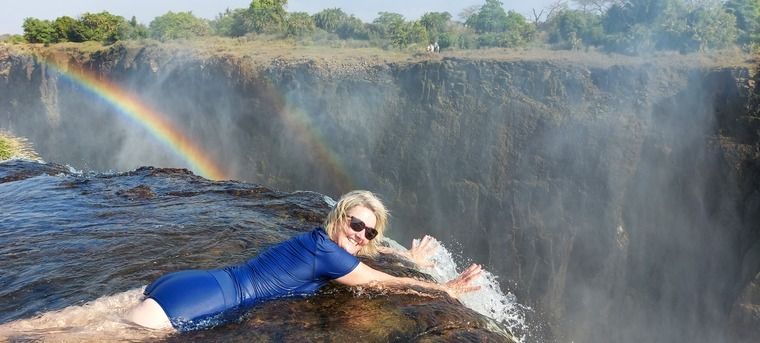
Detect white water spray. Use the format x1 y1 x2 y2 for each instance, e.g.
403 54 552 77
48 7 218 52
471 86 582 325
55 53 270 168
0 288 170 342
385 236 530 342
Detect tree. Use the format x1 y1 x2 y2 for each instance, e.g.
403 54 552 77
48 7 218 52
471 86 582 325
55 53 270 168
24 12 144 44
459 5 481 22
391 21 429 48
52 16 80 42
212 0 287 36
573 0 619 14
211 8 249 37
602 0 684 53
681 2 738 51
124 16 149 40
603 0 682 32
246 0 288 34
420 11 452 43
313 8 350 33
371 12 405 37
75 11 130 43
505 10 536 41
149 11 211 41
476 10 535 47
546 9 604 47
602 0 739 54
724 0 760 46
407 21 429 45
336 15 368 39
465 0 510 33
286 12 315 37
22 18 56 43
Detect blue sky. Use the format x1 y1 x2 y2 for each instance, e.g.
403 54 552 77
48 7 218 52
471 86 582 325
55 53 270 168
0 0 554 35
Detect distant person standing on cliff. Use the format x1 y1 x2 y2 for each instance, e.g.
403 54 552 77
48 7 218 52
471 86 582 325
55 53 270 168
127 190 482 331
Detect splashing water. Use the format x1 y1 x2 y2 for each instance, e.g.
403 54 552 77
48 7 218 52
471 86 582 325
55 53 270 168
0 288 171 342
324 194 529 341
385 236 531 342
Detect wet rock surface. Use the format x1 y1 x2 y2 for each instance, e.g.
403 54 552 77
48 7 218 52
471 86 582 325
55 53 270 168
0 160 516 342
168 282 512 342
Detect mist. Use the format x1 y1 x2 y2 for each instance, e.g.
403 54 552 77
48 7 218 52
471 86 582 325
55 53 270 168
1 42 759 343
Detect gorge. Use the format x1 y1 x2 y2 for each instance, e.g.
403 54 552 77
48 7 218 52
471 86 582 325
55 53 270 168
1 42 759 342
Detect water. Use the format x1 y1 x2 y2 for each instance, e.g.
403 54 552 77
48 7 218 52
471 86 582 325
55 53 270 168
0 159 527 342
410 238 531 341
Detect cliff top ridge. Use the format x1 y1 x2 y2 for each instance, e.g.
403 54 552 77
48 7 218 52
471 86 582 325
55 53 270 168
2 38 757 73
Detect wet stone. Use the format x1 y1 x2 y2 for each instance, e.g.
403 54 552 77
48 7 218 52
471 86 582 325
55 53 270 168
0 159 73 183
0 160 517 342
116 184 155 200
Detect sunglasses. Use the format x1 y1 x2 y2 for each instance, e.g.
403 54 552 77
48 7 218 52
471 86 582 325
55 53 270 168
349 216 379 240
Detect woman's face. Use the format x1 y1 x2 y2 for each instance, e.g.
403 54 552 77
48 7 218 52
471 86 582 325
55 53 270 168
336 205 377 255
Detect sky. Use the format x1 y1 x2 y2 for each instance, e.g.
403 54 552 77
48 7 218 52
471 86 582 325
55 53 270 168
0 0 556 35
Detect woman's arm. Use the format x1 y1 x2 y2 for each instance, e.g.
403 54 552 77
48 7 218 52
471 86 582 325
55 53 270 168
335 261 482 298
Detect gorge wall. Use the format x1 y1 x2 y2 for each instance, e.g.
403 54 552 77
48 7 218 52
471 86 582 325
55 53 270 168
1 44 759 343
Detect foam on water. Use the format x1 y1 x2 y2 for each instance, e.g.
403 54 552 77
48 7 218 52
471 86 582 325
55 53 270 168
0 288 171 342
386 236 530 342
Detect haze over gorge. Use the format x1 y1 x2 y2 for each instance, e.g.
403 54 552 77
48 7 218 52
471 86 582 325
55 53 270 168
1 42 759 343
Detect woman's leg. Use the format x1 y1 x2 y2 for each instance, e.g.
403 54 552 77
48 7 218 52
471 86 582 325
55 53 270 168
128 269 238 331
125 298 173 330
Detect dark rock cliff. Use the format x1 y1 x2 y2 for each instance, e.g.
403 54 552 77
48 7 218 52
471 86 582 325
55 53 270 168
1 44 758 342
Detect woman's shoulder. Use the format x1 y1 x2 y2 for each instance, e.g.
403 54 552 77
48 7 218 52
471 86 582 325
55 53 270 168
309 227 346 254
290 227 329 250
309 227 330 245
300 227 326 239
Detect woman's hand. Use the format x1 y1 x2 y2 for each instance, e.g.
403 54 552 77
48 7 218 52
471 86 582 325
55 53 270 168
408 235 440 268
336 262 484 300
444 264 482 298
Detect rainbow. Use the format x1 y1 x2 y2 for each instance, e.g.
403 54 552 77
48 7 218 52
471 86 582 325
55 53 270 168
43 58 228 180
278 103 355 191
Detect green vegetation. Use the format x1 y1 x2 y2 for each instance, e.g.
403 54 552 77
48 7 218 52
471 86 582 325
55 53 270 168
0 34 26 44
285 12 315 37
0 132 39 161
545 10 604 49
22 12 146 44
465 0 535 47
149 12 211 41
15 0 760 54
211 0 288 36
725 0 760 48
599 0 739 53
0 137 12 160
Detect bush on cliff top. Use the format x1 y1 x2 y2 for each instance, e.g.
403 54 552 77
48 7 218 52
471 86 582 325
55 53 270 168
0 132 40 161
23 12 147 44
18 0 758 54
149 11 211 41
0 138 12 160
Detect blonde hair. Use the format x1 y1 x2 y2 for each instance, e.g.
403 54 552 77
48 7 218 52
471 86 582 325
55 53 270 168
323 190 388 257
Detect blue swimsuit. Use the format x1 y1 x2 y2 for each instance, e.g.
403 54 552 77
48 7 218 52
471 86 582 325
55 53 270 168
144 228 359 331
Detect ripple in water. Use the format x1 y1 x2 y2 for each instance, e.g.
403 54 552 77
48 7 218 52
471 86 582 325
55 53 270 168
0 160 527 342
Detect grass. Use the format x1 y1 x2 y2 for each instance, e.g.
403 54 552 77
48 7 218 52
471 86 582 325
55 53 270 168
3 37 757 74
0 136 12 160
0 131 40 161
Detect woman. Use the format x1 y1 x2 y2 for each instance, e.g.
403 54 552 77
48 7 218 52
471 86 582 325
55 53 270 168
127 190 482 331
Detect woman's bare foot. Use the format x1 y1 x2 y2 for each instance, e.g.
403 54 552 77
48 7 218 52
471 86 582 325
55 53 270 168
125 298 173 330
